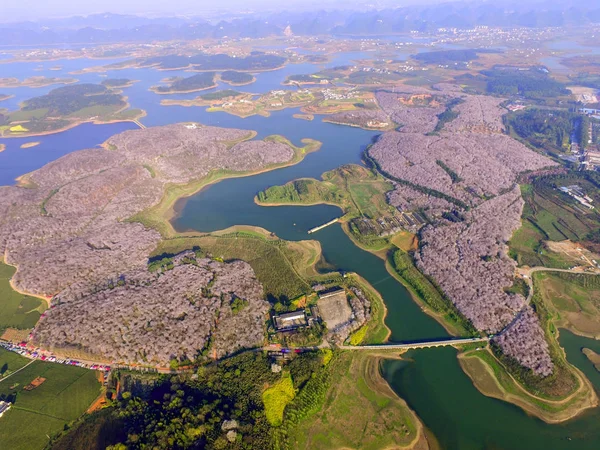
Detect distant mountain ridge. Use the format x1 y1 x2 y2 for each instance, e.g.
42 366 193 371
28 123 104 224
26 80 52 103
1 2 600 46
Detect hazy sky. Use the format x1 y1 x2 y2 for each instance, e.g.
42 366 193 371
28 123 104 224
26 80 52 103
1 0 444 21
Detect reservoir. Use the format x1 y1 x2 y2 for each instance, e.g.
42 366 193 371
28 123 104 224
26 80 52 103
2 47 600 449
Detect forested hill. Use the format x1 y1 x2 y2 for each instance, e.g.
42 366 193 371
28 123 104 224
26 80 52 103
3 1 600 45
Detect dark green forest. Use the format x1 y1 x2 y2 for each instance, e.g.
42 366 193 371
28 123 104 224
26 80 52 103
22 84 125 115
155 73 216 93
220 71 254 84
483 68 569 98
49 352 326 450
504 108 576 154
142 53 286 71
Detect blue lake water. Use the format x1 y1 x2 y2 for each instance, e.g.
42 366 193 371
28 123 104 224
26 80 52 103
1 45 600 450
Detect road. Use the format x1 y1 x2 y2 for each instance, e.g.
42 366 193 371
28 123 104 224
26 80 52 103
0 360 34 383
518 266 600 304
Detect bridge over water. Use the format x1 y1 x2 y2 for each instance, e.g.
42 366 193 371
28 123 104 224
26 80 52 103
341 336 489 351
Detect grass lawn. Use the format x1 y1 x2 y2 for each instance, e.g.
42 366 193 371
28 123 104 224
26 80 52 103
152 232 313 302
0 262 46 333
0 347 29 379
0 358 101 450
0 408 66 450
509 221 575 269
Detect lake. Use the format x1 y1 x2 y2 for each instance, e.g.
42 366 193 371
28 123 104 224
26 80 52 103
1 45 599 450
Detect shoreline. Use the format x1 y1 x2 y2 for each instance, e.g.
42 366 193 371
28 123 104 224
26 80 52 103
250 168 600 423
2 255 52 307
0 77 78 89
322 117 396 131
149 83 219 95
133 135 321 238
0 110 147 139
102 79 140 89
458 344 599 424
218 75 257 86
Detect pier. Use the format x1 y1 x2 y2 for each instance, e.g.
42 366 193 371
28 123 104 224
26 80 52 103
308 217 340 234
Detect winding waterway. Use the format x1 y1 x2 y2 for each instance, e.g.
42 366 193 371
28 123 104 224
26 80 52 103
2 46 600 449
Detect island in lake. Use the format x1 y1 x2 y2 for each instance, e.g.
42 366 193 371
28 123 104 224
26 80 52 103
2 11 600 450
0 83 145 137
150 73 217 94
100 78 138 88
0 76 78 88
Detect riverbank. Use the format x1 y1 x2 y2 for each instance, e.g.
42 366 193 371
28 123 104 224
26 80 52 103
459 343 598 423
135 134 321 238
250 156 600 424
0 76 78 88
0 104 146 139
457 269 600 423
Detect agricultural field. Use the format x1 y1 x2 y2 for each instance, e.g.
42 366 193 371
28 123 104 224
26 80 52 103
535 272 600 338
285 352 425 450
510 177 600 268
0 351 101 450
0 261 46 335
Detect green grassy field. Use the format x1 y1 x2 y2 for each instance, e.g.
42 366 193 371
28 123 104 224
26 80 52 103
0 262 46 333
256 164 398 251
152 233 313 302
284 353 422 450
535 272 600 338
257 164 393 220
388 250 476 337
0 349 101 450
0 347 30 379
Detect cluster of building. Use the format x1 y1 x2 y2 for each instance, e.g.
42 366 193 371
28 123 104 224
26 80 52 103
430 25 559 47
558 185 595 210
0 401 11 418
321 88 360 101
584 150 600 171
272 304 321 332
